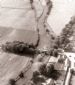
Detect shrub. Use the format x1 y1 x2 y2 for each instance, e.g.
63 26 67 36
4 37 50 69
19 72 24 78
70 69 75 74
58 58 64 64
9 79 16 85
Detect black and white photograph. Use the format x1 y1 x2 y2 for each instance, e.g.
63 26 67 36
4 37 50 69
0 0 75 85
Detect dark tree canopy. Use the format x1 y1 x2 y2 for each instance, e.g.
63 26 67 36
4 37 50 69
57 16 75 51
1 41 37 56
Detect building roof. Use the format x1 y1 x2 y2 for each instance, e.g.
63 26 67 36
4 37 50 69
54 62 64 71
48 56 58 63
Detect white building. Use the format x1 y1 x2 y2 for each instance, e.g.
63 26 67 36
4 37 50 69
64 52 75 69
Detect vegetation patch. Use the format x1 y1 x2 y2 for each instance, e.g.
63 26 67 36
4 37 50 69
1 41 38 56
31 63 61 84
54 16 75 52
39 63 61 80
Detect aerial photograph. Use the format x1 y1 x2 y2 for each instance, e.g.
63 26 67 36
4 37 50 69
0 0 75 85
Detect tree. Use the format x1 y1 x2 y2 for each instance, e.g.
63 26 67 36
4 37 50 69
39 64 47 76
60 16 75 51
1 41 37 56
46 64 54 77
39 63 61 80
53 49 58 57
32 71 40 84
50 70 61 80
32 71 45 85
54 36 61 48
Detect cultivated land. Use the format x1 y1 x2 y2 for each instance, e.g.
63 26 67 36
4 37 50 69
0 0 55 85
0 52 31 85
